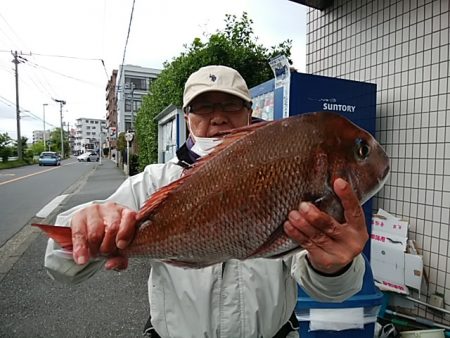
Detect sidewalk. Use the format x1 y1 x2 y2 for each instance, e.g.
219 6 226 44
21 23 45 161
0 159 152 337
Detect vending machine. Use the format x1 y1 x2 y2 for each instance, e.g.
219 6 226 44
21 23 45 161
250 56 377 259
251 57 383 338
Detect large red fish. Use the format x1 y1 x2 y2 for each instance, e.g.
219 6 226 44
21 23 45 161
34 112 390 268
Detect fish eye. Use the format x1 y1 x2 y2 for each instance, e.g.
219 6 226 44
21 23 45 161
355 138 371 160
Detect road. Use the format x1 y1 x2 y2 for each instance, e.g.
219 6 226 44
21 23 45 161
0 158 95 246
0 159 151 337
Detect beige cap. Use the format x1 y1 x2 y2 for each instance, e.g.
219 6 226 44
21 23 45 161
182 65 252 109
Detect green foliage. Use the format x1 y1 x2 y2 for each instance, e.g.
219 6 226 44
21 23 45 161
135 12 292 170
0 133 12 162
117 132 126 152
20 136 29 158
49 128 69 156
0 159 30 169
31 141 45 155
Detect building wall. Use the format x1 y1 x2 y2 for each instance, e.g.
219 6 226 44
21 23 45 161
106 69 118 154
116 64 161 134
32 130 50 144
74 118 106 154
305 0 449 323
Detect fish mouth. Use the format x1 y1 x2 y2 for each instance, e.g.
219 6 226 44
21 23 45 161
360 164 390 205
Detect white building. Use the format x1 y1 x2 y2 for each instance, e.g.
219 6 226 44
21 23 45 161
116 64 161 133
73 117 106 155
32 130 50 144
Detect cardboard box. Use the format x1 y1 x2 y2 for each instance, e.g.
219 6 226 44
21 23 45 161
372 211 409 250
370 209 423 294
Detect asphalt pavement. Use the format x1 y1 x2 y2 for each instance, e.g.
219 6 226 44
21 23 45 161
0 159 152 338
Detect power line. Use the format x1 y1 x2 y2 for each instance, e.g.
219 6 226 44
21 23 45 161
25 60 103 87
30 52 109 80
0 13 25 50
117 0 136 91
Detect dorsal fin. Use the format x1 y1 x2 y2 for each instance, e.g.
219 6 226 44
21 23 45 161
136 120 272 223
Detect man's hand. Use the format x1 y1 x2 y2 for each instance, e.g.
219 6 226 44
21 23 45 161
284 178 368 275
71 202 138 271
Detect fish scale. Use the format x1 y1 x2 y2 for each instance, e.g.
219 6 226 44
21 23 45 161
33 112 390 269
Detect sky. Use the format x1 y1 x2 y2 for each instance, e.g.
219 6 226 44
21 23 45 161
0 0 307 142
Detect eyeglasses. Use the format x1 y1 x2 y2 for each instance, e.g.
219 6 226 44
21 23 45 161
185 100 252 115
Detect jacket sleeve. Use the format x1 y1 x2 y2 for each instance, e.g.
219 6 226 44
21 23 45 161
44 176 142 284
44 161 183 284
290 250 365 302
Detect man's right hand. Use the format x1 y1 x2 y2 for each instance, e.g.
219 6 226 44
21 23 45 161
71 202 138 270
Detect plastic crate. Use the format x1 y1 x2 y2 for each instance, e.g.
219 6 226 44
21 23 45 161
295 255 383 337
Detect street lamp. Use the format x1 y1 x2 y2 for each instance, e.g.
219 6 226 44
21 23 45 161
42 103 48 150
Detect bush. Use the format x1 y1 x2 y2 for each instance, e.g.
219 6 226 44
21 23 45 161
130 154 140 176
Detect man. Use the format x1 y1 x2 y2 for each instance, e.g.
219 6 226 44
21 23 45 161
45 65 368 338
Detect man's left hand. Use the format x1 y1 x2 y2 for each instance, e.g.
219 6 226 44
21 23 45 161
284 178 368 275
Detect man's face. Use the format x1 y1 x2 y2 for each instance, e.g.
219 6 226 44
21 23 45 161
185 91 252 138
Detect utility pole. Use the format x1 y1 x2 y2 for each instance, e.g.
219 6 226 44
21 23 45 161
12 51 22 160
130 82 135 130
43 103 48 150
53 99 66 159
64 121 70 156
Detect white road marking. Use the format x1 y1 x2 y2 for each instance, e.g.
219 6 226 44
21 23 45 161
0 162 78 187
36 194 69 218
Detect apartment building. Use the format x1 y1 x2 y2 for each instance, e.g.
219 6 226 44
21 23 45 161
116 64 161 134
32 130 50 144
73 117 106 155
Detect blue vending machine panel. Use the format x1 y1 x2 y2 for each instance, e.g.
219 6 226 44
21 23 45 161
250 71 377 260
288 72 376 136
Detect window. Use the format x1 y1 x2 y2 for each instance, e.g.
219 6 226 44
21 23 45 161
125 99 141 112
125 77 148 91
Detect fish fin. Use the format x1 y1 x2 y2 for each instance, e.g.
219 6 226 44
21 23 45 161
162 259 215 269
137 178 188 221
267 246 302 259
248 231 300 259
137 120 273 222
32 223 73 251
246 224 288 259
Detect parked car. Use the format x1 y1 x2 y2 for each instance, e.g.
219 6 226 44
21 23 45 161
77 151 99 162
38 151 61 166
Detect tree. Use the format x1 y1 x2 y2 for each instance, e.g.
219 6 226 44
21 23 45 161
49 128 69 156
19 136 32 162
31 141 45 155
0 133 12 162
135 12 292 170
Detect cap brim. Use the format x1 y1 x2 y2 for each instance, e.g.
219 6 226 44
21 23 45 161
183 88 252 109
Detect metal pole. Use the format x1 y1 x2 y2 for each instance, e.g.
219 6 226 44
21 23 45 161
60 102 64 159
43 103 48 150
12 51 22 160
99 131 102 165
66 122 69 156
126 141 130 176
53 99 66 158
130 83 135 130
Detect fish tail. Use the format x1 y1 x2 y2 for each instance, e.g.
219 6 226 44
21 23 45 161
32 223 73 251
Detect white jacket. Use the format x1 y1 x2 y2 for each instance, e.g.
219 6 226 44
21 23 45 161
45 157 365 338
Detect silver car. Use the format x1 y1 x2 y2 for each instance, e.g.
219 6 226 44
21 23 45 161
77 151 99 162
